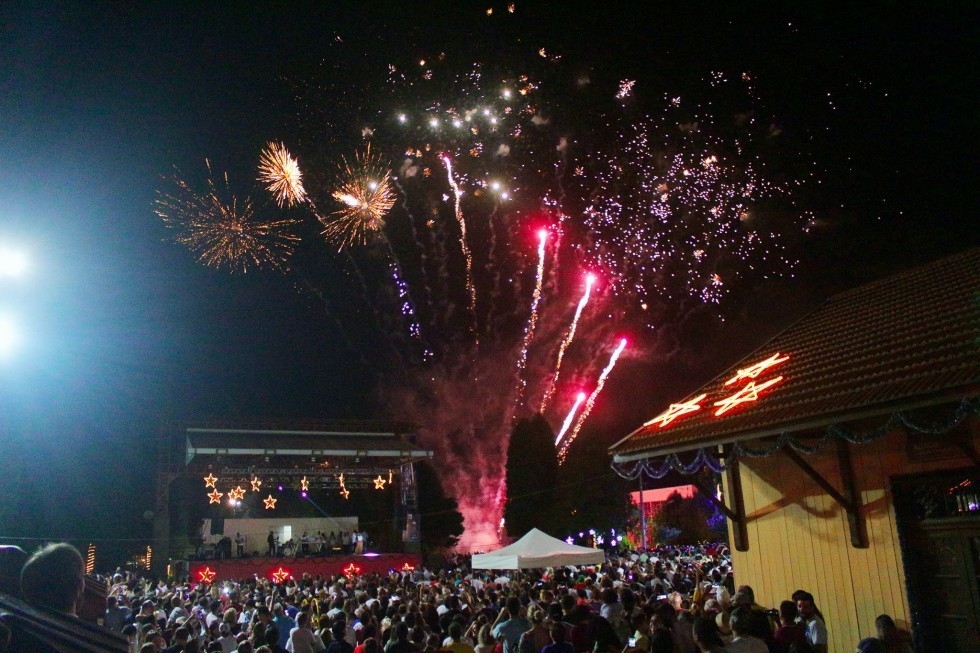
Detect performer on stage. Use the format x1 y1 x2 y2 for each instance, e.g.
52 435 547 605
267 531 276 557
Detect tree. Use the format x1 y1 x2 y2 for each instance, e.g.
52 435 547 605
652 489 727 545
415 460 464 552
504 414 560 537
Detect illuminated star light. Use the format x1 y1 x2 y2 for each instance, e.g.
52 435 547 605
558 338 628 462
340 487 350 500
197 567 216 584
343 563 361 578
513 229 549 411
250 476 262 492
724 353 790 385
229 486 246 501
257 141 307 207
645 394 708 428
272 567 290 584
540 272 595 413
300 477 309 492
263 495 278 510
203 474 217 488
207 490 223 504
713 377 784 416
373 475 387 490
554 392 587 445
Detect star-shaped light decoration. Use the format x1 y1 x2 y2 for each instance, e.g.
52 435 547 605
272 567 290 584
388 469 393 484
340 487 350 500
263 495 278 510
229 486 246 501
300 476 309 492
401 563 415 573
250 476 262 492
644 393 707 428
724 353 789 385
208 489 223 504
713 377 784 416
343 563 361 579
204 473 217 488
197 567 216 584
373 475 387 490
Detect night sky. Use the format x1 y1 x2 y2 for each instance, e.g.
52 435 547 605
0 2 977 561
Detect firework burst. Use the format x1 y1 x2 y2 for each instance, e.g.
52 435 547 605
257 141 307 207
322 145 396 250
155 160 300 273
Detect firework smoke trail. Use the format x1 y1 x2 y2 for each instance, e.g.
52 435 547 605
442 155 478 335
554 391 587 445
511 228 549 412
557 337 627 463
539 272 595 413
392 175 436 332
377 232 423 343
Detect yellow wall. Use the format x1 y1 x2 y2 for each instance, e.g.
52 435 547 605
723 424 977 653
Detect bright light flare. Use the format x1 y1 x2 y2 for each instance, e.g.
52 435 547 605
0 314 20 359
0 249 28 278
513 225 549 408
555 392 587 445
540 272 596 412
558 337 628 462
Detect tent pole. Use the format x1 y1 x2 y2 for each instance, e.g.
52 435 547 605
638 472 647 551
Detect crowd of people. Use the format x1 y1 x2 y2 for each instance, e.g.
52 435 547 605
0 542 915 653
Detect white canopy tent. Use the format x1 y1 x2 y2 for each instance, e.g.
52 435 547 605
471 528 606 570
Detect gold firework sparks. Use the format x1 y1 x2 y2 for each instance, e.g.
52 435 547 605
258 141 307 207
155 160 301 273
322 145 395 250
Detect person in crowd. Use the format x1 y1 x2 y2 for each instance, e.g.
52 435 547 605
771 601 806 653
491 597 531 653
287 611 326 653
541 623 574 653
723 608 767 653
792 592 826 653
691 617 725 653
20 542 86 617
273 604 297 651
517 605 551 653
872 615 913 653
445 620 476 653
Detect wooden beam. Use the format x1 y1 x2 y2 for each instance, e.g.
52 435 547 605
784 446 867 548
724 453 749 552
835 439 868 548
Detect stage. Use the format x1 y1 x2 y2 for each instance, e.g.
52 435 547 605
185 553 421 585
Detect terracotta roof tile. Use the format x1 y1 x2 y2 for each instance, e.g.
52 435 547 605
610 247 980 461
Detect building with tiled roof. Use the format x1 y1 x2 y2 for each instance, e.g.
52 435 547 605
610 247 980 653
